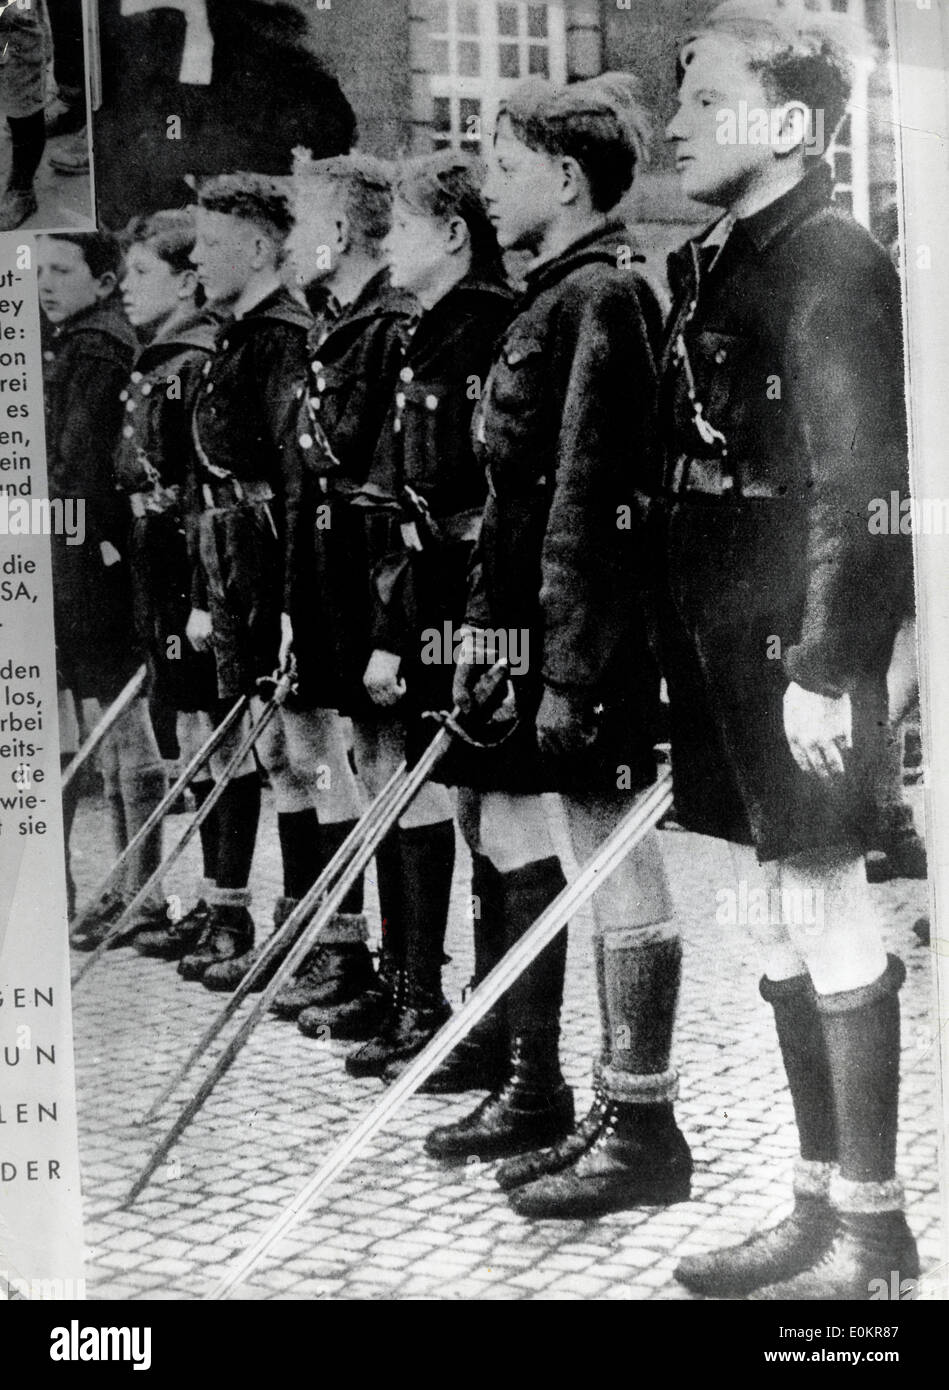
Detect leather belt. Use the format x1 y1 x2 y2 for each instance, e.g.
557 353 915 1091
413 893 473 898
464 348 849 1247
201 477 274 511
669 456 782 500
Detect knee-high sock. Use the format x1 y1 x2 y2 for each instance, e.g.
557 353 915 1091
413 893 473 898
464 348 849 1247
7 113 45 190
760 973 836 1165
319 819 365 917
401 821 455 996
214 772 260 890
191 779 219 885
501 856 568 1044
118 766 167 905
277 808 319 901
599 923 681 1107
816 955 905 1185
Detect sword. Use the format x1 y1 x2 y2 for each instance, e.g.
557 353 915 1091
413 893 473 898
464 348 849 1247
206 765 674 1299
70 672 293 988
134 754 409 1127
60 664 147 792
69 695 249 939
123 662 513 1204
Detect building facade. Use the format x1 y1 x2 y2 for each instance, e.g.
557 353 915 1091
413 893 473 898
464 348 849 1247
297 0 897 276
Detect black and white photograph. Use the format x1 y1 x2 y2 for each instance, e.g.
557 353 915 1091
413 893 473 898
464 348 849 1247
2 0 947 1318
0 0 94 232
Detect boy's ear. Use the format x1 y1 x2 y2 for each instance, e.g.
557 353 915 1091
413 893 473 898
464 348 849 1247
252 228 280 271
773 101 812 161
559 155 585 208
94 271 118 302
444 214 469 257
334 212 352 257
177 266 200 300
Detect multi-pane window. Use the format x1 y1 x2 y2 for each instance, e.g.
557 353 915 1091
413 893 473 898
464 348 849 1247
427 1 567 154
825 0 871 226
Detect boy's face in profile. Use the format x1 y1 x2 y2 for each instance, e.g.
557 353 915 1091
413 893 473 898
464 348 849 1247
483 114 564 255
121 243 188 331
37 239 113 325
191 207 268 306
667 33 782 209
384 196 444 300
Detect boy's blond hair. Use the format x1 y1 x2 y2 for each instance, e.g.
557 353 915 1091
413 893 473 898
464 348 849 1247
680 1 873 141
292 149 393 251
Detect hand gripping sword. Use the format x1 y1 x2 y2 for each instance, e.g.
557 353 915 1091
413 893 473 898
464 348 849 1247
205 764 674 1299
123 662 513 1204
70 671 294 989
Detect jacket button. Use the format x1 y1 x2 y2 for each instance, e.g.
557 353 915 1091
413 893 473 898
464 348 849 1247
311 396 321 410
221 339 229 351
394 418 402 434
299 433 313 450
130 371 143 384
295 384 303 399
202 361 212 375
395 392 406 409
425 395 438 411
317 377 326 392
141 382 153 396
714 348 727 364
206 383 214 394
312 360 323 373
119 389 129 402
122 425 134 438
126 399 136 412
400 367 414 384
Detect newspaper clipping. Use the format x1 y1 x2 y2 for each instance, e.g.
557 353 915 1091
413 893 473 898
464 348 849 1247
0 0 947 1347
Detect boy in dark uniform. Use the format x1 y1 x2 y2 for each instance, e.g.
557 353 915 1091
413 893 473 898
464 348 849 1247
109 208 248 962
299 152 514 1081
268 152 415 1030
38 232 167 945
423 79 691 1210
183 173 364 990
654 2 917 1299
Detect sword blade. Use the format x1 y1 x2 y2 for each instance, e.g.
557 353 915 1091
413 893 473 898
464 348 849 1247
70 695 249 937
135 755 410 1126
206 768 674 1299
61 664 147 791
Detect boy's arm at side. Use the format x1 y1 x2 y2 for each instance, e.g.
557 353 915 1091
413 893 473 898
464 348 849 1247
539 274 659 696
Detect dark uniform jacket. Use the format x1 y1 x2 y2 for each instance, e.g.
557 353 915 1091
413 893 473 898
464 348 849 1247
113 307 221 712
365 272 516 715
655 162 911 858
192 283 312 699
43 298 139 702
453 220 664 794
286 269 416 711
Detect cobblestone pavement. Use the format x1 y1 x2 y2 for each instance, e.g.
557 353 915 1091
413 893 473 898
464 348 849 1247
69 785 945 1301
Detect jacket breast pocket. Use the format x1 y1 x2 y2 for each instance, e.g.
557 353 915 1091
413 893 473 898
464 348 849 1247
479 332 551 495
689 329 758 435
